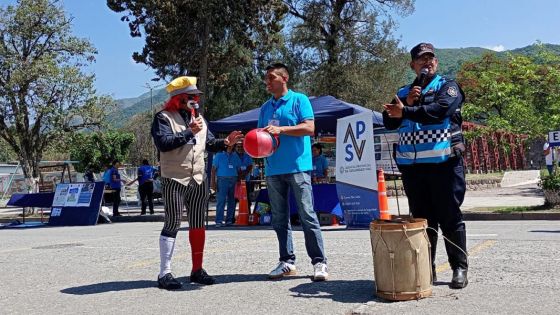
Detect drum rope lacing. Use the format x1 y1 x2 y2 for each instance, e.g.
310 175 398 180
426 226 470 265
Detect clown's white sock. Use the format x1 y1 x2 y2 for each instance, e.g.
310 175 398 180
159 235 176 278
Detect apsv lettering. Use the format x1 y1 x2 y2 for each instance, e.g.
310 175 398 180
344 121 366 162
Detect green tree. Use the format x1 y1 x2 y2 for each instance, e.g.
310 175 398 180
0 138 16 162
0 0 113 191
457 45 560 139
285 0 414 108
122 112 156 166
107 0 287 120
68 131 134 173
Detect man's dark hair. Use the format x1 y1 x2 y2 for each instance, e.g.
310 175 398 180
312 143 323 154
265 62 290 75
142 159 149 165
112 160 120 166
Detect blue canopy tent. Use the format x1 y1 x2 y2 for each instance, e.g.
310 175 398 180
208 95 384 134
207 95 385 223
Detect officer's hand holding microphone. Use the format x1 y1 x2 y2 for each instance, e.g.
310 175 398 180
407 67 429 105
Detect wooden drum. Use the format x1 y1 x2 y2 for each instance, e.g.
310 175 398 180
370 218 432 301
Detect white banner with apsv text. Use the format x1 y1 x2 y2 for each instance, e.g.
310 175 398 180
335 111 379 227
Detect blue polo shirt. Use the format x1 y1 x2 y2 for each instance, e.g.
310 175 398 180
257 89 314 176
237 152 254 181
312 154 329 178
213 152 242 177
109 167 122 189
138 165 154 185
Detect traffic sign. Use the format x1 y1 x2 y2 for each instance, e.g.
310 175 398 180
549 131 560 146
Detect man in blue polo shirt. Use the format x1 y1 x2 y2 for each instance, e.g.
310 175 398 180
127 159 155 215
234 142 254 209
257 63 328 281
211 145 241 227
311 143 329 184
109 160 123 217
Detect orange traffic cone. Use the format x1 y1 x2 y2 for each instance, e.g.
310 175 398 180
236 181 249 225
377 169 391 220
330 214 339 226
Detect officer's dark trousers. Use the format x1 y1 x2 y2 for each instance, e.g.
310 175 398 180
400 156 468 271
139 181 154 214
112 189 121 216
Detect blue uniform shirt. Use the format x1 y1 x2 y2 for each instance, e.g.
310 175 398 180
257 89 314 176
109 167 122 189
213 152 242 177
103 169 111 185
138 165 154 185
312 154 329 179
237 152 254 181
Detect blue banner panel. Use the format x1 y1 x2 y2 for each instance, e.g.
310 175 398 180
254 183 343 217
48 182 105 226
336 182 378 227
7 192 55 208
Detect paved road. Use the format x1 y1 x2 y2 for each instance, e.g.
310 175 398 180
1 220 559 314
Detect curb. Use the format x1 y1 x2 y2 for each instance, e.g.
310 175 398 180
463 212 560 220
0 214 219 224
4 213 559 225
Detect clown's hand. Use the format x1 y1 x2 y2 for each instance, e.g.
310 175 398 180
225 130 243 147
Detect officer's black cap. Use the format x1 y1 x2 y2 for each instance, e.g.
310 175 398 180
410 43 435 60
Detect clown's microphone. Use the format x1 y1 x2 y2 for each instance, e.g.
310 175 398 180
418 68 429 87
187 101 200 117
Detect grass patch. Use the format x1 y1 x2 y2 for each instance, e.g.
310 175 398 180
384 172 504 190
465 172 504 181
468 204 553 213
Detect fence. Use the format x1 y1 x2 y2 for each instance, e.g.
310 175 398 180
462 122 527 173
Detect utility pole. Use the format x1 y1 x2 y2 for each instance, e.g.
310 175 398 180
143 82 165 164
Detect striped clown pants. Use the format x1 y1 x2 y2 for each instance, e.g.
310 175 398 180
160 177 208 237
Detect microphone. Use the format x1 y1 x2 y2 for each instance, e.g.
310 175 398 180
187 101 199 117
418 68 429 87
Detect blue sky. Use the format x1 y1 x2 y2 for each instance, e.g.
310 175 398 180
1 0 559 99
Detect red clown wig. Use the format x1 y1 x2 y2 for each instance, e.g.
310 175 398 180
163 94 185 112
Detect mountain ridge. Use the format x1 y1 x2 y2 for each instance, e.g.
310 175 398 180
111 43 560 127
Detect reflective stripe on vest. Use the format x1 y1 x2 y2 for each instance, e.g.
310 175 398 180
395 75 452 164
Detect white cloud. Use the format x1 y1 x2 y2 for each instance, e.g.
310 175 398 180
483 45 506 52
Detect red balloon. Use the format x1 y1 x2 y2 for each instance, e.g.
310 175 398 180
243 128 280 158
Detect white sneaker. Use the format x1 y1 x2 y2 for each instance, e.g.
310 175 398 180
313 262 328 281
268 261 297 279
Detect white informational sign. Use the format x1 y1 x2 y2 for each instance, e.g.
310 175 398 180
336 112 377 188
52 184 69 207
335 111 379 227
549 131 560 147
76 183 95 207
64 184 81 207
373 128 400 175
52 183 94 208
51 207 62 217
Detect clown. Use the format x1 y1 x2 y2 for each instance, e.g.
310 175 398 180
151 76 242 290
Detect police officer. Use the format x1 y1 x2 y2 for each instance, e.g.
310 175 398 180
382 43 468 289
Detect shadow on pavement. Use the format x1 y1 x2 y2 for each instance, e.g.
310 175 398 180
61 274 287 295
289 279 385 304
529 230 560 233
60 277 200 295
213 273 307 283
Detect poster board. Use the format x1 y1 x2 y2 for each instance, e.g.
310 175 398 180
335 112 379 227
373 128 400 175
48 181 104 226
